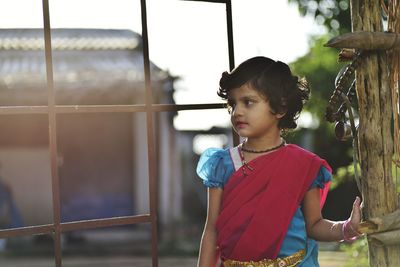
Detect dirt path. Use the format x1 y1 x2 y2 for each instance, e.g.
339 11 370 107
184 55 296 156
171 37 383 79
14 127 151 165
0 251 349 267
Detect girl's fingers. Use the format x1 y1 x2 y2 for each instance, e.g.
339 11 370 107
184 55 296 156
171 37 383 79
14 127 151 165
353 196 361 207
350 196 362 224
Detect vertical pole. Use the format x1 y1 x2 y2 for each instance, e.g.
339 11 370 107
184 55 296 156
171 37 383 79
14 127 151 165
226 0 239 146
140 1 159 266
42 0 62 266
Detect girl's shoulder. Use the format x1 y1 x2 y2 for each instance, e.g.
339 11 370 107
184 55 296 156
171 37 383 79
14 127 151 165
285 143 332 174
284 143 318 157
196 147 235 188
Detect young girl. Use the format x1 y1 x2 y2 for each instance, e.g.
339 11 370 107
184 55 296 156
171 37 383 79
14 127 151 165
196 56 362 267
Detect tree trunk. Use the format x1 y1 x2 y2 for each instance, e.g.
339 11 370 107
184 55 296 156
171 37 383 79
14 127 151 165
350 1 400 266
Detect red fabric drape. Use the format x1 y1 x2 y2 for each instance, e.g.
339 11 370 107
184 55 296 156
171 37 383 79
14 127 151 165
216 144 331 262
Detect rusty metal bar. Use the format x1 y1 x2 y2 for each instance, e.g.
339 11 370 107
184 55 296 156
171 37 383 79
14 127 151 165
0 106 49 114
225 0 239 146
55 104 146 113
0 224 54 238
151 103 225 111
52 103 224 113
42 0 62 266
140 0 158 266
181 0 227 3
0 214 151 239
60 214 151 232
226 0 235 72
0 103 225 115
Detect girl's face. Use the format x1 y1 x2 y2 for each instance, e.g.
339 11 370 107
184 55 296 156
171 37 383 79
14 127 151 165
227 83 282 139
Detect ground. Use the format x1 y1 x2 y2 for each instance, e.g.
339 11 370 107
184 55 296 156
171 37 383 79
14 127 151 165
0 251 349 267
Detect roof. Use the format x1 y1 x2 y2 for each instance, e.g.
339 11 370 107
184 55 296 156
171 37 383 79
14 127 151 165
0 28 141 50
0 29 170 94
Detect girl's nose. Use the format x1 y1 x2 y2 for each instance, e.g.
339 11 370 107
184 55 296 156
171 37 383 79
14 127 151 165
231 105 242 117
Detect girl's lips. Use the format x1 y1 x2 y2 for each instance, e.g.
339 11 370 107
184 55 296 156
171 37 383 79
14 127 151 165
235 122 248 129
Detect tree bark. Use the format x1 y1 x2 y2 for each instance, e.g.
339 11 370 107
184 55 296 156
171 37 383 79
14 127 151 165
350 1 400 266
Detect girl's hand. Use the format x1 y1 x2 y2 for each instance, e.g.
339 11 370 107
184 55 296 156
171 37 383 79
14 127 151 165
349 196 362 227
343 196 362 241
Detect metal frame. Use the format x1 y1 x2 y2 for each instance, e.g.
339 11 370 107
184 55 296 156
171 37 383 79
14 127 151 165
0 0 236 266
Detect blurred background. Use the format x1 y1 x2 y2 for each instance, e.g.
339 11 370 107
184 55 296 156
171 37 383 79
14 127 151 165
0 0 382 266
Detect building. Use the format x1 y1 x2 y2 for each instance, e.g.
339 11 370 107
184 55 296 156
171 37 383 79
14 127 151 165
0 29 182 237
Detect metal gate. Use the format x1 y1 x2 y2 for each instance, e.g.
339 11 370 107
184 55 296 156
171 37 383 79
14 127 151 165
0 0 236 266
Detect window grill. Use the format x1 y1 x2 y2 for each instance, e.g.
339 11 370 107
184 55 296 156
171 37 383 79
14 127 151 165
0 0 236 266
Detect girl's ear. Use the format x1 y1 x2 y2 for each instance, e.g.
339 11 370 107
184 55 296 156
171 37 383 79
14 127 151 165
275 98 287 119
275 112 286 119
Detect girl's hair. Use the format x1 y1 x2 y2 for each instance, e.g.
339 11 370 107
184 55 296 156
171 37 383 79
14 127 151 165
218 56 310 130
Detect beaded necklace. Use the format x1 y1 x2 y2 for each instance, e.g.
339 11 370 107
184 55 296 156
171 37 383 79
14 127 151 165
241 139 286 153
239 139 286 176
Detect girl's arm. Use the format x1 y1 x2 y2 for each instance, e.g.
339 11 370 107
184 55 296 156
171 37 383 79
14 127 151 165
197 187 223 267
303 188 362 242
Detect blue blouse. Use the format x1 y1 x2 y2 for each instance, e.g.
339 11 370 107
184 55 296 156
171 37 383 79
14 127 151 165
196 148 332 267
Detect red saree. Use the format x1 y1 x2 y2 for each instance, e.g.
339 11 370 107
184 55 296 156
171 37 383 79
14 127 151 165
216 144 331 262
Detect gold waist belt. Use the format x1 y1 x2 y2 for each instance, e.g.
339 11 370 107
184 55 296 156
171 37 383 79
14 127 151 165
223 249 306 267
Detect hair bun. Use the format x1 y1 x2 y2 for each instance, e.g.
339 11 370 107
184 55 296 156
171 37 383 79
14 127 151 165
219 71 230 87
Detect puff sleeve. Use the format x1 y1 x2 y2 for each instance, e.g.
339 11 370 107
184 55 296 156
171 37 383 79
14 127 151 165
196 148 235 188
309 166 332 190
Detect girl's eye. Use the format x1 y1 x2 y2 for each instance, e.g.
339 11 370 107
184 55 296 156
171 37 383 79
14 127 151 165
244 99 254 106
